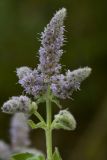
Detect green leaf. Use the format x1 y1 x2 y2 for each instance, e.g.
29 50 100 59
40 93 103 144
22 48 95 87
36 97 45 104
27 155 45 160
28 120 37 129
28 120 46 129
51 99 62 109
50 96 62 109
52 148 62 160
11 153 33 160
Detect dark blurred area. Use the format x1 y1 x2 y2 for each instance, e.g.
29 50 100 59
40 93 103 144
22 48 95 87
0 0 107 160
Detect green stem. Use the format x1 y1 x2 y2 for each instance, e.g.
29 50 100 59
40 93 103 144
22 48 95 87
34 111 46 124
45 87 53 160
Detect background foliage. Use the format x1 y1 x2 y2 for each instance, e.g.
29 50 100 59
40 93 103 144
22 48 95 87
0 0 107 160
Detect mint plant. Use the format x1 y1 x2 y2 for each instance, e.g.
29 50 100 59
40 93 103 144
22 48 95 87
2 8 91 160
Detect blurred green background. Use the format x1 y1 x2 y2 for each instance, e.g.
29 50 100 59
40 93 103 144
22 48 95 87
0 0 107 160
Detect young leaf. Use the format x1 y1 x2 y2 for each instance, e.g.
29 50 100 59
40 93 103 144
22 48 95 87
36 96 45 104
27 155 45 160
11 153 33 160
52 148 62 160
27 120 37 129
51 99 62 109
49 95 62 109
28 120 46 130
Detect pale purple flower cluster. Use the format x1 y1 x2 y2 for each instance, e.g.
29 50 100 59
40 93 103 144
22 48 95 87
16 8 67 97
2 96 31 114
2 8 91 115
15 8 91 99
50 67 91 99
37 8 66 76
18 68 46 97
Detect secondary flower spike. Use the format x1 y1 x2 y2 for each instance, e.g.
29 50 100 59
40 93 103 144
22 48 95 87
2 96 31 114
51 67 91 99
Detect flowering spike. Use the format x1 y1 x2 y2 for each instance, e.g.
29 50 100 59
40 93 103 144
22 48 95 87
15 9 91 100
51 67 91 99
38 8 67 76
66 67 92 91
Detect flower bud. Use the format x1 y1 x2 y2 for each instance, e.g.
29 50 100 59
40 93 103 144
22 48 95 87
52 110 76 130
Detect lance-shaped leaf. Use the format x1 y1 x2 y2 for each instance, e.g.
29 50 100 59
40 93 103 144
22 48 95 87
52 148 62 160
11 153 33 160
27 155 45 160
28 120 46 130
49 95 62 109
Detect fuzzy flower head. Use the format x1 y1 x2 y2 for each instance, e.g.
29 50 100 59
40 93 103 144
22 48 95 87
2 8 91 116
2 96 31 114
18 69 47 97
